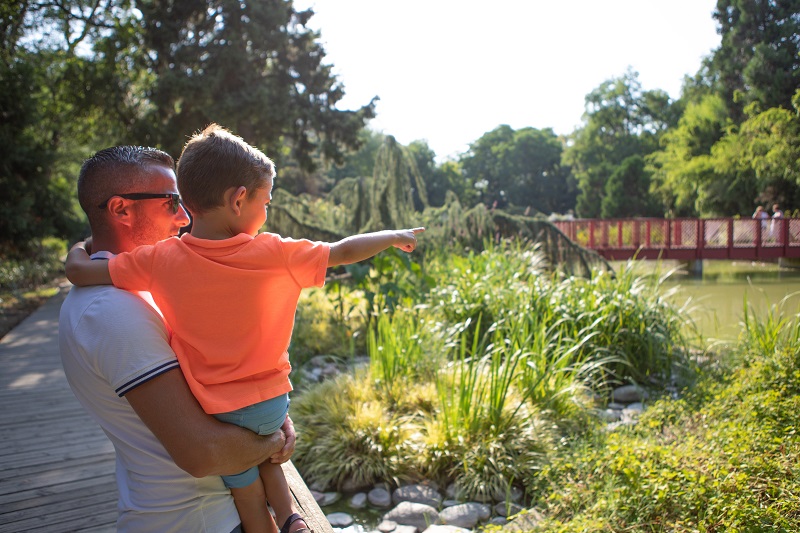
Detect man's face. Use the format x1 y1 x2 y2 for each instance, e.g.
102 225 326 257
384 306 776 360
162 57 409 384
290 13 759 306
130 165 191 246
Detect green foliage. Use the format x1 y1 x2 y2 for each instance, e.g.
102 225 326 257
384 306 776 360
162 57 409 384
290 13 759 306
460 125 574 213
292 375 418 490
711 0 800 121
601 155 660 218
565 69 677 218
529 318 800 532
0 237 67 291
292 243 690 502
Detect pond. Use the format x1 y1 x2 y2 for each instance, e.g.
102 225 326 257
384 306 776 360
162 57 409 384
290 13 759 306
611 259 800 343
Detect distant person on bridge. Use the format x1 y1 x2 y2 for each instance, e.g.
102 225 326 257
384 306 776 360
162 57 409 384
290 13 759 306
770 203 784 240
66 124 425 533
753 205 769 235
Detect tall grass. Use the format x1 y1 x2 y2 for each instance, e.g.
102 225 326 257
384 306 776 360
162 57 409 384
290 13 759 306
293 241 692 501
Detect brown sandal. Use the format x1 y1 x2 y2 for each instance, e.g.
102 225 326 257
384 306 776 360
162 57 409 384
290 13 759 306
280 513 311 533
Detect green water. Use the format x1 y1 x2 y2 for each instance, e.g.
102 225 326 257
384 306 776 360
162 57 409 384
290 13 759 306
612 259 800 343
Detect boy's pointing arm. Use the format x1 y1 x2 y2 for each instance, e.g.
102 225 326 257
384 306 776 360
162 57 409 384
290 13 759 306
327 227 425 267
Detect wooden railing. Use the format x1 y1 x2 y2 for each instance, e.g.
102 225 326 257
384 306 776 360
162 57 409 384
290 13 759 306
552 217 800 261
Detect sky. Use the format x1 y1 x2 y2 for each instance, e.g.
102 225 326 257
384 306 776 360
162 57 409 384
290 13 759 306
295 0 722 161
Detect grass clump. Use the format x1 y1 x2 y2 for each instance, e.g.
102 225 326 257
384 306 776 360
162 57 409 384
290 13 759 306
526 300 800 532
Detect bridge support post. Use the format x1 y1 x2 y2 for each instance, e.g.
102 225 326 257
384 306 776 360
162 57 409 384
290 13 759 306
680 259 703 276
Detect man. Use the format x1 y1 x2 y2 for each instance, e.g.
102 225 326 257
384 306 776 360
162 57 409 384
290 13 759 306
59 146 295 532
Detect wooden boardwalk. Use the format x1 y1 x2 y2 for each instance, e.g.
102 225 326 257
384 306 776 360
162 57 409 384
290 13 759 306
0 285 332 533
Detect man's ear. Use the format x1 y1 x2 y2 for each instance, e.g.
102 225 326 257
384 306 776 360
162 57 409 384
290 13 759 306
229 186 247 216
106 197 133 228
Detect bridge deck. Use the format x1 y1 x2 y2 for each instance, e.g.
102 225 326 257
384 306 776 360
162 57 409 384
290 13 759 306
0 286 331 533
554 217 800 261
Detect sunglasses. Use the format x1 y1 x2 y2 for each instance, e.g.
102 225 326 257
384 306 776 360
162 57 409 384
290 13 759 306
98 193 182 214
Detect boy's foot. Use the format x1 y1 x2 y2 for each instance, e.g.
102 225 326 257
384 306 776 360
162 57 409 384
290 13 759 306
280 513 311 533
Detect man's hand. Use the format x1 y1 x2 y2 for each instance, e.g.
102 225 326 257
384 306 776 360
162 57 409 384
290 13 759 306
269 416 296 464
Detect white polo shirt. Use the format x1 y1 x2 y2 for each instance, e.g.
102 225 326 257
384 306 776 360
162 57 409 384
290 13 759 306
59 277 239 533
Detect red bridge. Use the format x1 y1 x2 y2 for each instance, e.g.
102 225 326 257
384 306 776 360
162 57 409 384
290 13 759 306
553 217 800 261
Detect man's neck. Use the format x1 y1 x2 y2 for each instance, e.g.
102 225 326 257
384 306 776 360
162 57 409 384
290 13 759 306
89 235 134 255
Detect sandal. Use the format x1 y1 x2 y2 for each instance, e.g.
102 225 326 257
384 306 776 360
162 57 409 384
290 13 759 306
280 513 312 533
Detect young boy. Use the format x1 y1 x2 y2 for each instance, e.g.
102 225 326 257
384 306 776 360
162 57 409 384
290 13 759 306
66 124 424 533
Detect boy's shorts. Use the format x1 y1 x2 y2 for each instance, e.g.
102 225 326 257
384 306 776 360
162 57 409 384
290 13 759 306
213 393 290 488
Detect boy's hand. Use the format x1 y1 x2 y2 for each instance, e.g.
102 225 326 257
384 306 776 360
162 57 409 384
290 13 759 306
393 227 425 253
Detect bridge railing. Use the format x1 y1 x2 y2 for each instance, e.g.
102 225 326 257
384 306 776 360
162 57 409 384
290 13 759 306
553 217 800 260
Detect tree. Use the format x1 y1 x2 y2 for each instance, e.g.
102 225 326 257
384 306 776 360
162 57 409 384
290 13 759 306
564 69 677 217
648 94 732 216
134 0 376 170
460 125 572 214
711 0 800 121
601 155 660 218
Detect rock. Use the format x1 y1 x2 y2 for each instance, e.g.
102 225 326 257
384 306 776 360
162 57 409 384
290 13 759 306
503 509 543 531
369 487 393 508
492 485 523 503
595 408 622 422
494 501 524 517
489 516 508 526
392 484 442 507
624 402 645 414
321 492 341 506
612 384 648 403
607 402 626 410
310 490 325 504
441 499 461 508
393 526 417 533
327 512 354 528
422 526 470 533
377 520 398 532
384 501 440 531
439 503 490 529
349 492 368 509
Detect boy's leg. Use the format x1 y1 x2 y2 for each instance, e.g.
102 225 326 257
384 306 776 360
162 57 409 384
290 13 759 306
230 478 277 533
259 462 308 533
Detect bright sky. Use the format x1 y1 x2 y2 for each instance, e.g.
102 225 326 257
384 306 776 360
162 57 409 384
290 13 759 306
296 1 721 161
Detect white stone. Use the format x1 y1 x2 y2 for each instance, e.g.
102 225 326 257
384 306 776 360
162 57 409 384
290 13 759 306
422 526 470 533
349 492 368 509
439 503 490 529
612 384 648 403
393 484 442 507
369 487 393 508
384 501 440 531
327 512 354 528
377 520 398 532
321 491 342 506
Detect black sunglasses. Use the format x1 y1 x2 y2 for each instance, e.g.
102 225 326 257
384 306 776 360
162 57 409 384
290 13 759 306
98 193 182 214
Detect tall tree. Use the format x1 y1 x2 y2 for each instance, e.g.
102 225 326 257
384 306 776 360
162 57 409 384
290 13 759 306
460 125 572 214
564 69 676 217
711 0 800 121
135 0 376 170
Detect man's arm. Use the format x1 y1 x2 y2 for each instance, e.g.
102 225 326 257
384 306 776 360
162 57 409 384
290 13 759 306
328 228 424 267
125 368 289 477
65 242 113 286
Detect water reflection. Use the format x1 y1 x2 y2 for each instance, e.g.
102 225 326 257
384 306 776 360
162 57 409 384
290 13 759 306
611 260 800 342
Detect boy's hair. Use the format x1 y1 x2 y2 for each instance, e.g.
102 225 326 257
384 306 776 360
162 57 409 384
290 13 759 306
177 124 275 215
78 146 175 229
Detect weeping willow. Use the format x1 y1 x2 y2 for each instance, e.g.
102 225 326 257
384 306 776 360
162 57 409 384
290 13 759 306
266 136 609 278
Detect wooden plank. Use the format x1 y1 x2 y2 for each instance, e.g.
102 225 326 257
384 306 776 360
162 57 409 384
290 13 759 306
283 461 334 533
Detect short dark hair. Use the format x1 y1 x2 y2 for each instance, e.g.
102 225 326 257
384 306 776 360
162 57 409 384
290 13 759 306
78 146 175 228
176 124 275 215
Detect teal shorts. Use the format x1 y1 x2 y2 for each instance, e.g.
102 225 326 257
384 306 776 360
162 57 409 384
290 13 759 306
213 393 289 488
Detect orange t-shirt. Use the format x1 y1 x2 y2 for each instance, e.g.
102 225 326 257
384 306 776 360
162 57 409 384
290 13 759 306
109 232 330 414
